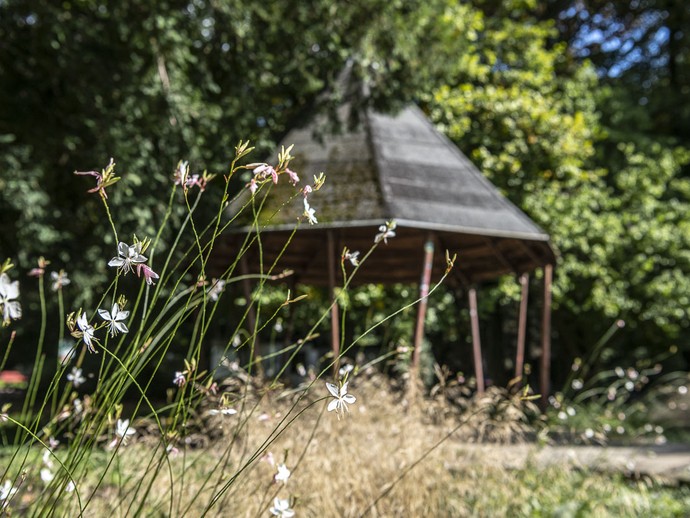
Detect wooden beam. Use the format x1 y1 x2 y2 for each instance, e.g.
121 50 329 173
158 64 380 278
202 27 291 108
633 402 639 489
468 287 485 393
515 273 529 380
540 264 553 408
412 234 435 371
327 230 341 373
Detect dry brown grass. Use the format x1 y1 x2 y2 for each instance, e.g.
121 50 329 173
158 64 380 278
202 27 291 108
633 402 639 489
8 373 690 517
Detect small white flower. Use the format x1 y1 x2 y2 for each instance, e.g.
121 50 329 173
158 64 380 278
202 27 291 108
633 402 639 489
558 411 567 420
269 497 295 517
108 242 147 275
77 313 96 352
326 381 356 417
339 364 354 378
374 221 396 244
65 481 76 493
303 197 318 225
0 273 22 324
207 279 226 301
67 367 86 387
98 303 129 337
0 480 17 508
173 371 186 387
274 463 291 484
344 251 360 266
173 160 189 186
110 418 136 448
584 428 594 439
566 406 576 416
571 379 583 390
42 449 53 469
208 407 237 416
50 270 71 292
614 366 625 378
40 468 54 483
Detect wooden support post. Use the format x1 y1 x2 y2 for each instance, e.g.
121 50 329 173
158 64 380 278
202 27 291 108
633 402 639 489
468 287 485 393
327 231 340 372
540 264 553 408
515 273 529 380
412 235 435 372
240 255 261 375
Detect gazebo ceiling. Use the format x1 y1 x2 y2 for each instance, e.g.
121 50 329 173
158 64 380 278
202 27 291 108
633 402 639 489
215 101 555 286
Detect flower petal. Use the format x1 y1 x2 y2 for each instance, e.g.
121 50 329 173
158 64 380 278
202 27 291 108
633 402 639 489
326 382 339 398
340 382 349 397
117 242 129 257
114 322 128 334
343 394 356 404
108 258 125 267
327 399 339 412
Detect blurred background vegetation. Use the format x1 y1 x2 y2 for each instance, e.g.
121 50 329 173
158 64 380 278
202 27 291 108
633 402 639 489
1 0 688 385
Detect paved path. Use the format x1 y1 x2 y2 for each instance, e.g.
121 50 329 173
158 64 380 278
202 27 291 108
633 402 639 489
457 443 690 485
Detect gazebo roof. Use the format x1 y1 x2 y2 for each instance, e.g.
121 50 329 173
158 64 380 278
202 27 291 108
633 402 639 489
217 102 555 286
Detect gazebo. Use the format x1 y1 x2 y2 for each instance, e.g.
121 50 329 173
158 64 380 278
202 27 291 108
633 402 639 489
216 96 556 400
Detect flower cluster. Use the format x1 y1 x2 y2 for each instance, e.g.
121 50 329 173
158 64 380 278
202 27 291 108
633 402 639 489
67 299 130 354
74 158 120 199
108 239 159 285
244 145 325 227
173 160 215 192
301 172 325 225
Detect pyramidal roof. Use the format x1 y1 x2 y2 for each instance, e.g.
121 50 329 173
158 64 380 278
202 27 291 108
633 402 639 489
219 99 554 286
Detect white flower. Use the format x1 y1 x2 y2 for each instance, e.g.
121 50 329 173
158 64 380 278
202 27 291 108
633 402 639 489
40 468 54 483
65 481 76 493
110 418 136 448
0 273 22 324
374 221 396 244
50 270 71 292
98 303 129 337
67 367 86 387
42 449 53 469
571 379 583 390
344 250 360 267
269 497 295 517
303 197 317 225
339 364 354 378
326 381 356 417
77 313 96 352
207 279 226 301
173 371 186 387
108 242 147 275
208 407 237 416
274 463 291 484
0 480 17 509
